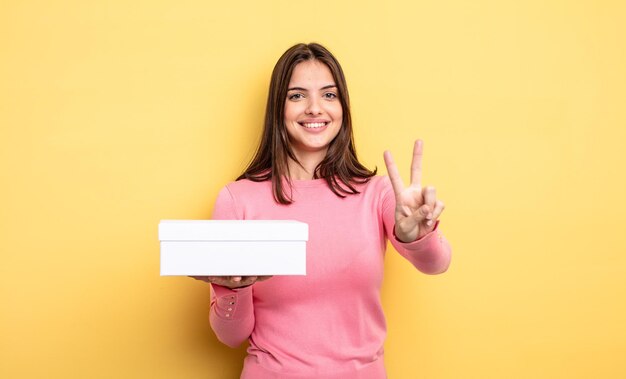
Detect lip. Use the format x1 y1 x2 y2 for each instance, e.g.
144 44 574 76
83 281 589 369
297 120 330 133
298 119 330 124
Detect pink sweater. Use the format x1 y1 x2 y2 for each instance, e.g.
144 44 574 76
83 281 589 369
209 176 451 379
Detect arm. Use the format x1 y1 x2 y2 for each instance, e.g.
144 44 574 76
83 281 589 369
209 284 254 348
207 186 255 347
382 140 452 274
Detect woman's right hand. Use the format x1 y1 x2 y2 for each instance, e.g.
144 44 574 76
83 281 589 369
189 275 272 289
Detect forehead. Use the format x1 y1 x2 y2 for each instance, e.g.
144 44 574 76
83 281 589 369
288 60 335 87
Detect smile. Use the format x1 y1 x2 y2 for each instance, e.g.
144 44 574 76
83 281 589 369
298 122 329 129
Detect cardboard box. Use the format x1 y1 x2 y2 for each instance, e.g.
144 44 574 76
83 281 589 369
159 220 308 276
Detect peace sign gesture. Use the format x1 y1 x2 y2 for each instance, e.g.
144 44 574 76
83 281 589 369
384 140 445 243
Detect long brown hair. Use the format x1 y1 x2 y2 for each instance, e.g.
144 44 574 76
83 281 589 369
237 43 376 204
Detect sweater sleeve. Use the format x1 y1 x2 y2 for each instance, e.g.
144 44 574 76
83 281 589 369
380 177 452 275
208 185 255 348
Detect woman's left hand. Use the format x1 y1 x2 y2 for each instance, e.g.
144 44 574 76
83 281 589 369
384 139 445 243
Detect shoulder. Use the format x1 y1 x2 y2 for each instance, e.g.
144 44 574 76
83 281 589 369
220 178 272 201
345 176 394 210
371 175 391 188
359 176 396 212
223 178 268 191
357 175 392 194
213 179 273 219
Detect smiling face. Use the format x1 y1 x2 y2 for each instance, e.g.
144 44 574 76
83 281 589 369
284 60 343 161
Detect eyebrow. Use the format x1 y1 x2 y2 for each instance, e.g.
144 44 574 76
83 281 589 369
287 84 337 91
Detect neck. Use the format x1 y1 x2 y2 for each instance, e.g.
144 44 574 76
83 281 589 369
287 149 327 180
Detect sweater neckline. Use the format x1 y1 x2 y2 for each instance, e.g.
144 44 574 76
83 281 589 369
288 177 328 188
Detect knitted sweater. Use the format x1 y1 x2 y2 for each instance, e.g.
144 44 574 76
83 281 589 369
209 176 452 379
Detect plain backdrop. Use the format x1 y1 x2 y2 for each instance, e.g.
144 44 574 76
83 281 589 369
1 1 625 378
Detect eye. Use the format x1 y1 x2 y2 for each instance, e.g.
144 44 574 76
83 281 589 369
324 92 338 99
288 93 304 100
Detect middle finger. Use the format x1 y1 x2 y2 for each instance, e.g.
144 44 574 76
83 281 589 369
410 140 424 188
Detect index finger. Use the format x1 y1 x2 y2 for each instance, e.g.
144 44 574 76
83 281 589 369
410 140 423 188
384 150 405 197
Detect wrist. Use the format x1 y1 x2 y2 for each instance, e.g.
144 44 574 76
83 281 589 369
394 224 416 243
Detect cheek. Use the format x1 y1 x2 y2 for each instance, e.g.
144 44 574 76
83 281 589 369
284 102 303 121
332 107 343 123
329 103 343 121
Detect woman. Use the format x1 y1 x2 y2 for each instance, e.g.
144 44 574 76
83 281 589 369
193 43 452 379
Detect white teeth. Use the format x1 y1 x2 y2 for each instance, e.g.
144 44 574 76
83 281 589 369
301 122 326 129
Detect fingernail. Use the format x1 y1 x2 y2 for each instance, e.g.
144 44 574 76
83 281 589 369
426 220 433 226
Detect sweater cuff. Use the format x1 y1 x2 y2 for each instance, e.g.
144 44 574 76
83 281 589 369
393 220 443 252
210 283 253 321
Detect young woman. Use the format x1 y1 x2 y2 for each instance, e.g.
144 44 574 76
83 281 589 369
192 43 452 379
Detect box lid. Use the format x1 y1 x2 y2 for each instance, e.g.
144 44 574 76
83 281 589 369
158 220 309 241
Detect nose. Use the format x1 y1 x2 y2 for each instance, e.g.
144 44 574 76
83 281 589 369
305 97 322 115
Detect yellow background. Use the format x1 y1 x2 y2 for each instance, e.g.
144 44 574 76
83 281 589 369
1 1 625 378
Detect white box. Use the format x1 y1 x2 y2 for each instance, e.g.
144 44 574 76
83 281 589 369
159 220 308 276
